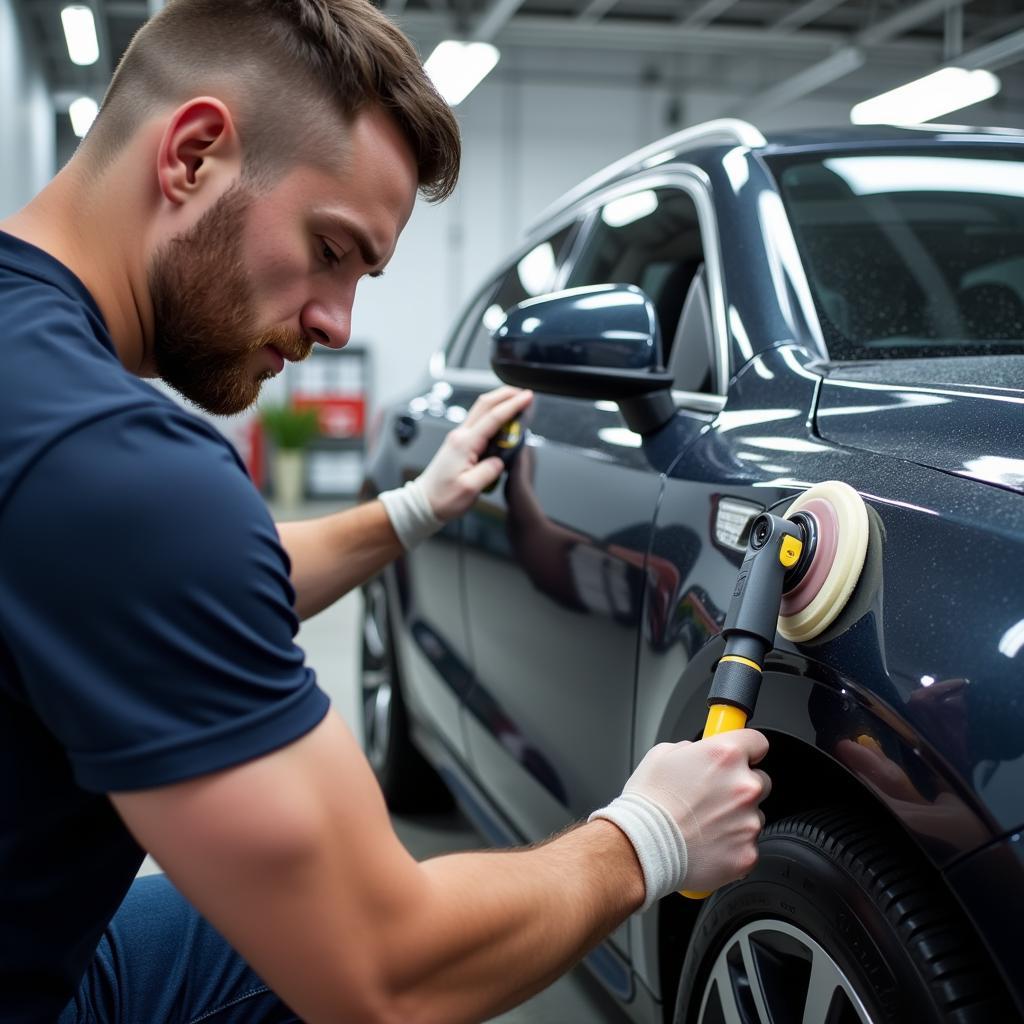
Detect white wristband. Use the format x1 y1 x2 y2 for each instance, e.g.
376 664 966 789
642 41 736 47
379 479 443 551
589 792 688 912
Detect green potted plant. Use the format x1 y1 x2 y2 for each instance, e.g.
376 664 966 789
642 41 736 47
260 403 320 509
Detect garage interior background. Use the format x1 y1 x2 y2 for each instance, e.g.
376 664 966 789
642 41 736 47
3 0 1024 418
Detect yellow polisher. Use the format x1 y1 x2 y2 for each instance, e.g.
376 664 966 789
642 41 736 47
682 480 870 899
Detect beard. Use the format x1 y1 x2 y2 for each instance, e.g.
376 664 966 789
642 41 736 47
148 182 313 416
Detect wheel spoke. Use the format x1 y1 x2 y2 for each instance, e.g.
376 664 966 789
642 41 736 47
705 949 746 1024
737 934 773 1024
800 947 843 1024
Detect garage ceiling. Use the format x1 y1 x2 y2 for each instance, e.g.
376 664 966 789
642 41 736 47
19 0 1024 112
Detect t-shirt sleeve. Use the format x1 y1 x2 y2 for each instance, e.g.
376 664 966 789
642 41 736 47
0 404 330 792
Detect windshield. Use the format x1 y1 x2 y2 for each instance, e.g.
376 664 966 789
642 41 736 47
768 147 1024 361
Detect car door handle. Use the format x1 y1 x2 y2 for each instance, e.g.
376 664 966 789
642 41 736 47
394 414 418 446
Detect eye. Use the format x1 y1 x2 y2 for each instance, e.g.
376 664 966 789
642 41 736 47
320 238 341 267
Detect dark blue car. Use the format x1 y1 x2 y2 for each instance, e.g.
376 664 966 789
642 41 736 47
361 119 1024 1024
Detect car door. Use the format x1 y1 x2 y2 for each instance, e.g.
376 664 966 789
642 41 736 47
459 176 725 846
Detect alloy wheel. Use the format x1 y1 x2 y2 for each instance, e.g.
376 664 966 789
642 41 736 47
696 918 874 1024
361 580 394 772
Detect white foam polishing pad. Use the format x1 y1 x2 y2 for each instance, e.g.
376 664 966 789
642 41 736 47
778 481 869 643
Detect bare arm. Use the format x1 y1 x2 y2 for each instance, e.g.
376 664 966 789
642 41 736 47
111 711 643 1024
276 500 400 620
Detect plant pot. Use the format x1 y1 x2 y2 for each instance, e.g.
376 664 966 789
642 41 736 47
273 449 305 509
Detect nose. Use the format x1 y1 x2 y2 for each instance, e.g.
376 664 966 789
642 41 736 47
300 297 352 350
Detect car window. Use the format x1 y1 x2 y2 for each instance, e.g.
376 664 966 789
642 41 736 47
768 148 1024 360
446 283 500 367
460 224 578 370
566 186 712 391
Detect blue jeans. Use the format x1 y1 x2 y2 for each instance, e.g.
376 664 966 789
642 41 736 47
59 874 299 1024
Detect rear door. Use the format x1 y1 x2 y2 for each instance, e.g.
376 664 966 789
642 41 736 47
459 175 724 845
384 295 496 765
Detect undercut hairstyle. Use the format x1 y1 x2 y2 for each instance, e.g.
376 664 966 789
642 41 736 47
83 0 460 201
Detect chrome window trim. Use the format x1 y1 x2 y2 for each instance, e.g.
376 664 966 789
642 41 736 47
672 390 726 414
530 118 765 231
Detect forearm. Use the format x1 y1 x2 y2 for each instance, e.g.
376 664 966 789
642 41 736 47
276 500 401 620
381 820 643 1023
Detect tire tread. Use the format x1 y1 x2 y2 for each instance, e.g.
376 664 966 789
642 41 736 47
762 808 1010 1023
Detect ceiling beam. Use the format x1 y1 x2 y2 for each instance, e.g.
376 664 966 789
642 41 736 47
770 0 849 34
858 0 965 48
943 1 963 59
472 0 528 42
395 11 936 61
680 0 742 31
954 25 1024 71
741 0 973 117
577 0 621 25
103 2 148 16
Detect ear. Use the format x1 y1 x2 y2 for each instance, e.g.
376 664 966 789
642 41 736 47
155 97 242 205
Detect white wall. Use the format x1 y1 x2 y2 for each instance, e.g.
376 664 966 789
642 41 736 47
346 46 1024 413
0 0 54 218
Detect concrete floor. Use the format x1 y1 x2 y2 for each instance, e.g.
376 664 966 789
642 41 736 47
142 501 632 1023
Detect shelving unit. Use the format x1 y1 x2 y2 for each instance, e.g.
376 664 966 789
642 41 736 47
287 345 369 500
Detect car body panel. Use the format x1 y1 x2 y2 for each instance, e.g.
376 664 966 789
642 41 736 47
817 356 1024 495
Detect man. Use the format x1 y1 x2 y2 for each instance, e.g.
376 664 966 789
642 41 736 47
0 1 770 1021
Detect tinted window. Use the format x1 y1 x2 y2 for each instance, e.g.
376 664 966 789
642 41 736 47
447 284 499 366
769 149 1024 360
461 224 577 369
567 187 706 367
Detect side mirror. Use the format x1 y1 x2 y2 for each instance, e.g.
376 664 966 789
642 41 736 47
491 284 674 434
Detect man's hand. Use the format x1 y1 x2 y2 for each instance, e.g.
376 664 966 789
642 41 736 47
592 730 770 905
419 385 533 521
277 387 533 618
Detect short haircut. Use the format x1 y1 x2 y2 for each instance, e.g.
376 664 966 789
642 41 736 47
83 0 460 201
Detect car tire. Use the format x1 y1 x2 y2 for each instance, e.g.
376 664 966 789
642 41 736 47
360 576 451 813
673 808 1009 1024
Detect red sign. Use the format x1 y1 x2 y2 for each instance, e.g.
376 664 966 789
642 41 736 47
292 394 366 438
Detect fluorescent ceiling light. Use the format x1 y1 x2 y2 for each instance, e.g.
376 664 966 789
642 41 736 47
424 41 499 106
824 156 1024 200
601 190 658 228
61 5 99 66
851 67 1000 125
69 96 98 138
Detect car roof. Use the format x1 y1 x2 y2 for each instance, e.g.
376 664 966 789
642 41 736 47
530 118 1024 232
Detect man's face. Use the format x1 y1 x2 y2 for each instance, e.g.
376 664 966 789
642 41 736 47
149 106 419 415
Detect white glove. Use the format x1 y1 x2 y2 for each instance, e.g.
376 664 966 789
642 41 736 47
379 386 533 550
590 730 770 910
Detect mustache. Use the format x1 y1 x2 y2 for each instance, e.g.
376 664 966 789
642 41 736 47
257 326 315 363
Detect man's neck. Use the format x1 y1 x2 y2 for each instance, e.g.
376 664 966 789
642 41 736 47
0 160 152 374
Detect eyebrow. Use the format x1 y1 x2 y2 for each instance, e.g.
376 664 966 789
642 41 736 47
322 213 388 278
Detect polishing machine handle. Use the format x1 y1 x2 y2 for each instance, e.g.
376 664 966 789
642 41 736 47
681 512 804 899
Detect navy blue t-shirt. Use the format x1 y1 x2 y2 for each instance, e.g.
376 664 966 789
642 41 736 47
0 231 330 1021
